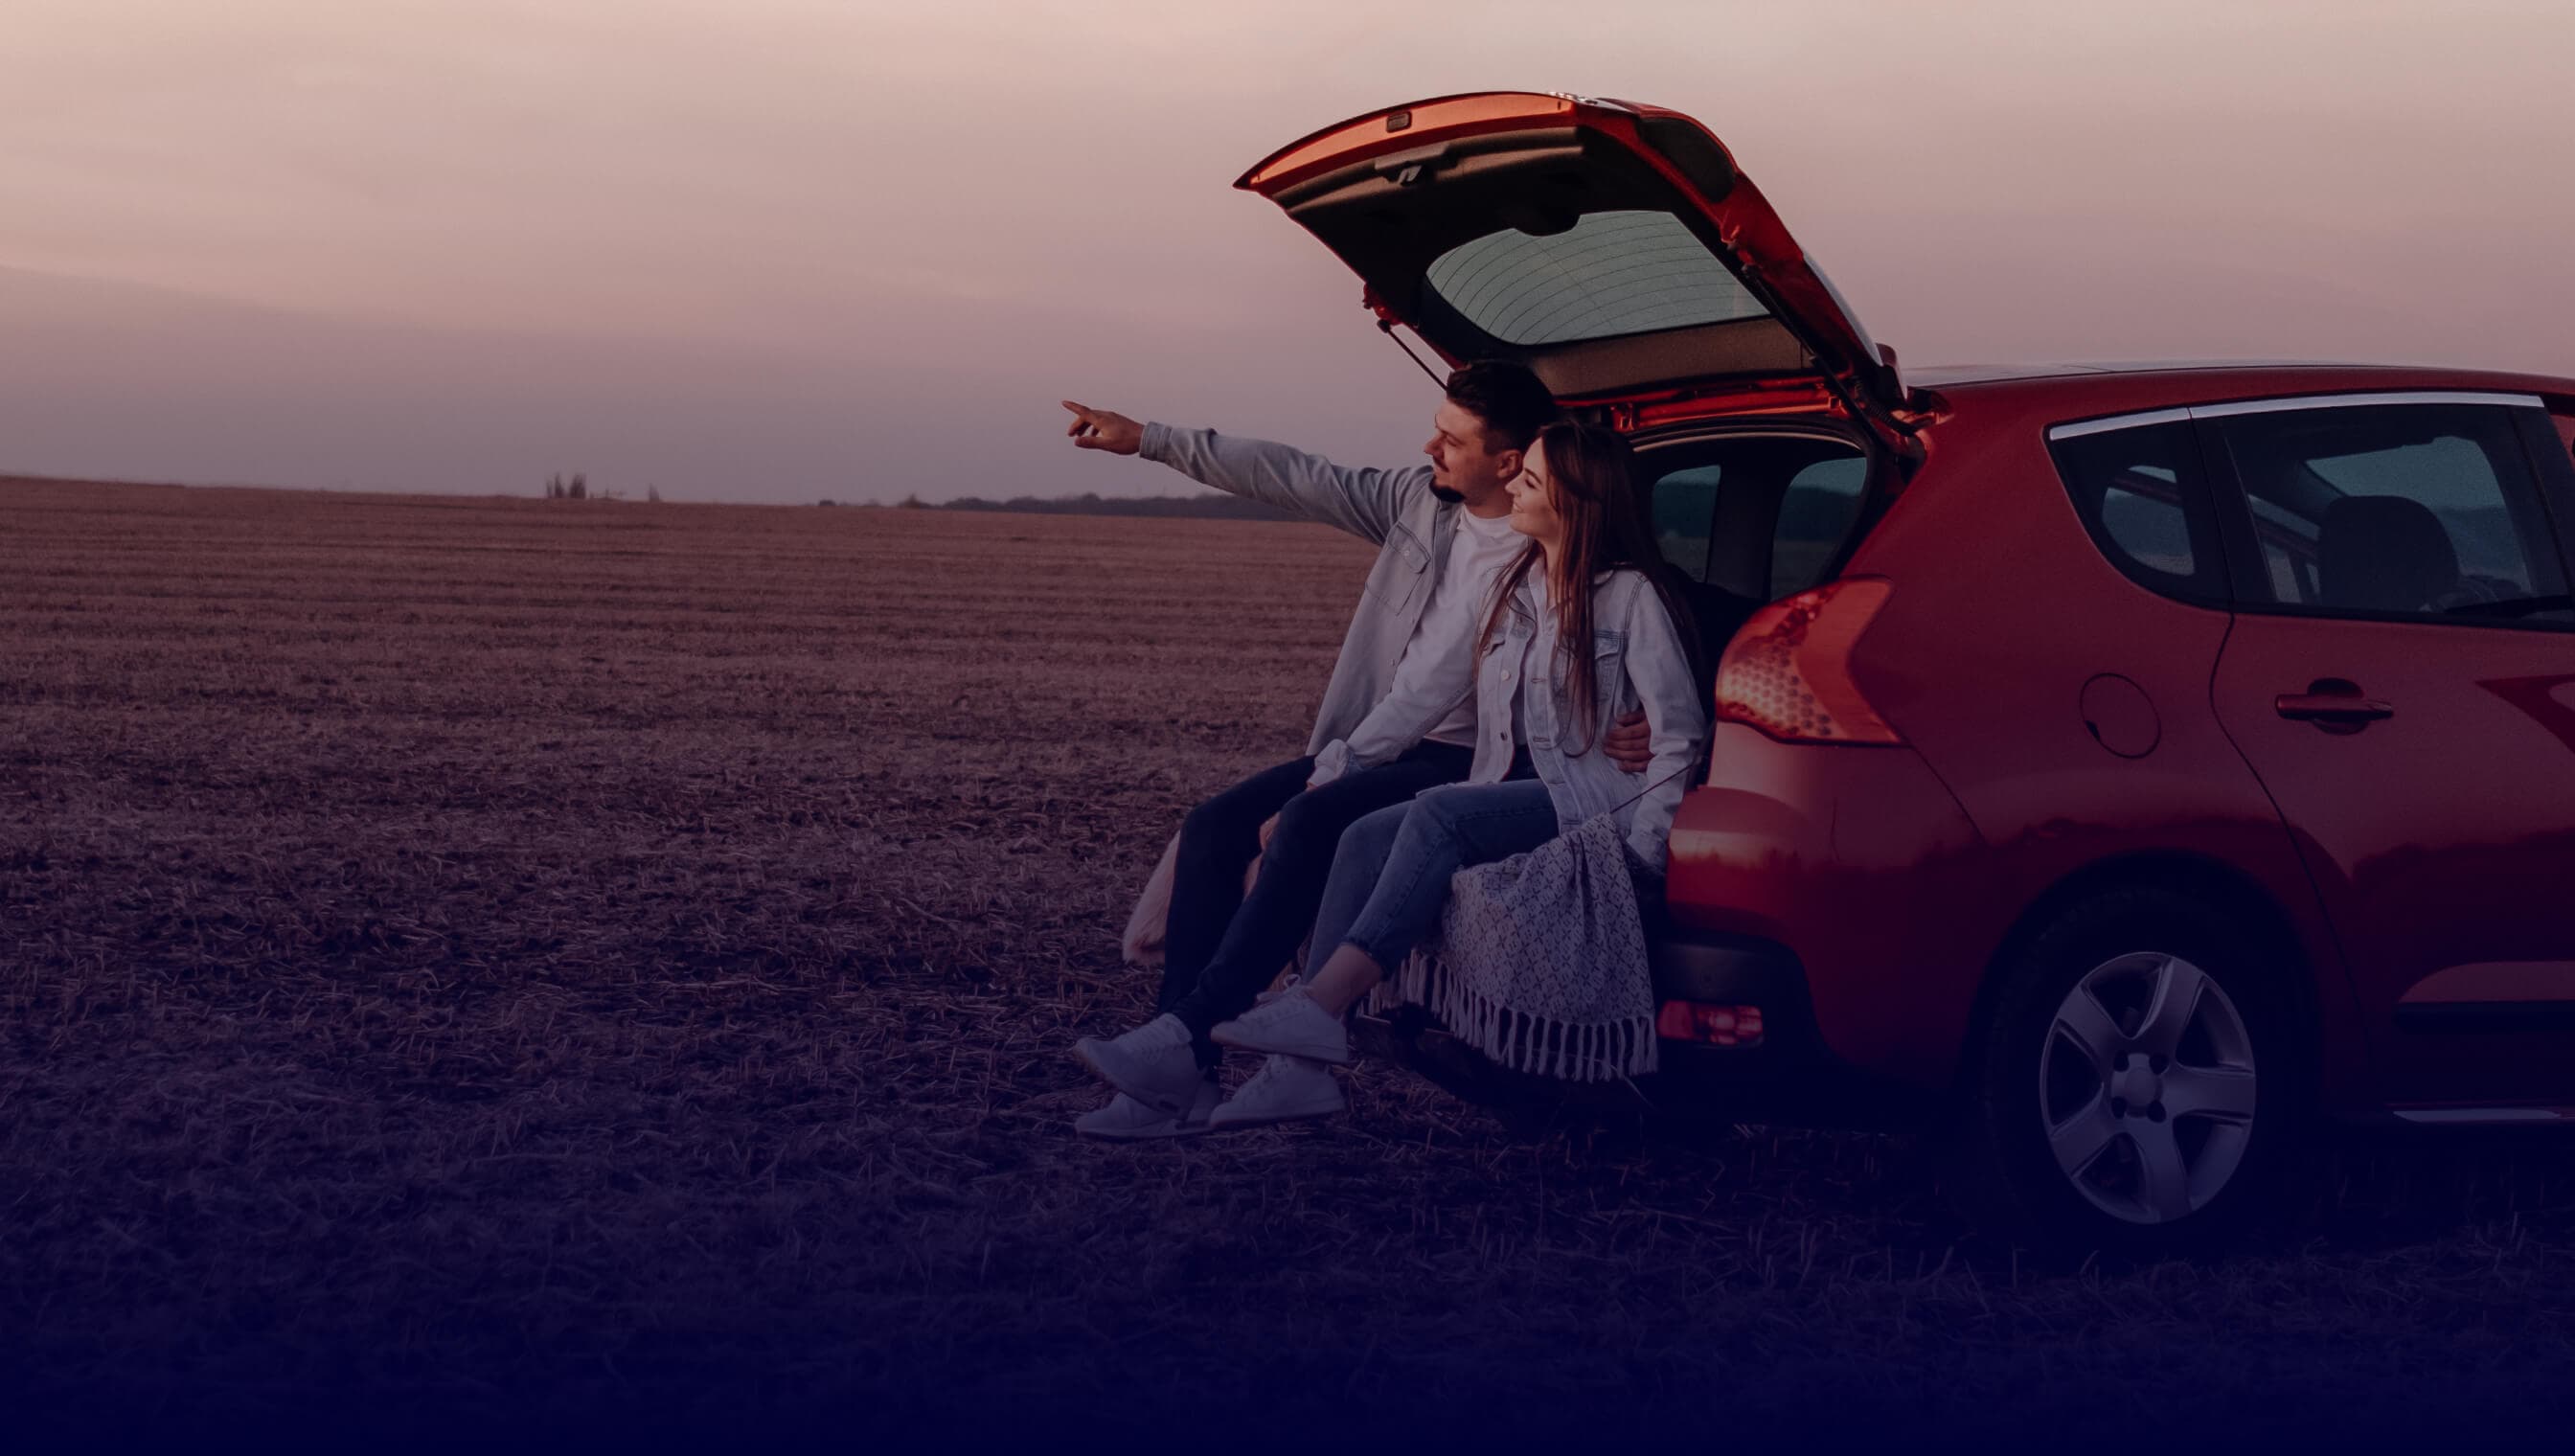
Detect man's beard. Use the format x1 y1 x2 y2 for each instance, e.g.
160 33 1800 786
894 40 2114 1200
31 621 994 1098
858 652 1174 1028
1429 484 1465 504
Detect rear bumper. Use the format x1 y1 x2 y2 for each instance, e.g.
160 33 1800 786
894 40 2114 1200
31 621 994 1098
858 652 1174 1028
1662 725 1992 1089
1353 929 1935 1131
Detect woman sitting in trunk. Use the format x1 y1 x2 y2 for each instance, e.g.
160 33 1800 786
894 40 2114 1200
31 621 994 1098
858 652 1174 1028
1202 420 1707 1122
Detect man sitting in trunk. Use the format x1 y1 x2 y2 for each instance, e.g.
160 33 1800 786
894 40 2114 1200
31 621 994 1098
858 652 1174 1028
1059 362 1650 1136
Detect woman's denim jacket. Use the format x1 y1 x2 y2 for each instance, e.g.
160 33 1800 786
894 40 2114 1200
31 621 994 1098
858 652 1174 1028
1313 567 1707 873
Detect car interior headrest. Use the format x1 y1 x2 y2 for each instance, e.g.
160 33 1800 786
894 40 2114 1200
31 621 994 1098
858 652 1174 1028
2317 493 2459 613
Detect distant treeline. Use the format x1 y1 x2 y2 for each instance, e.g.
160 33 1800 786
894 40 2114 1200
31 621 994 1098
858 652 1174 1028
856 491 1296 522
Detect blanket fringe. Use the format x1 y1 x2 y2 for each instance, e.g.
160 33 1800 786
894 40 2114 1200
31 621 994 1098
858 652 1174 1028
1378 948 1656 1083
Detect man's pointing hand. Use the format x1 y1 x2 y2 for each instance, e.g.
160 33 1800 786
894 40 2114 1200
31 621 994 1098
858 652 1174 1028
1061 401 1145 456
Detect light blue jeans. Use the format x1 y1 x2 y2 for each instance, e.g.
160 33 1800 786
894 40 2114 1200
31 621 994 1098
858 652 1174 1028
1310 780 1561 972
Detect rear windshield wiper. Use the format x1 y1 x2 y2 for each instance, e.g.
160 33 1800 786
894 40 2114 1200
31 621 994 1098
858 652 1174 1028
2442 594 2575 620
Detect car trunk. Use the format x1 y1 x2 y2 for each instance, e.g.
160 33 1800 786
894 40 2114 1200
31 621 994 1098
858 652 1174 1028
1242 92 1913 658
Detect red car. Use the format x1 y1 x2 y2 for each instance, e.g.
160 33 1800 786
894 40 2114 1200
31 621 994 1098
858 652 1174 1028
1237 92 2575 1252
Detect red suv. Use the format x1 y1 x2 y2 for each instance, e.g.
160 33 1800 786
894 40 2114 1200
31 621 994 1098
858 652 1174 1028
1239 93 2575 1252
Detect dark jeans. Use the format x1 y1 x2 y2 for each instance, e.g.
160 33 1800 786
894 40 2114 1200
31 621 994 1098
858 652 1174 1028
1158 741 1475 1061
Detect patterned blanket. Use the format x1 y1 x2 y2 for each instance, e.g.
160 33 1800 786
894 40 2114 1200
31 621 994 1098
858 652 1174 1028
1372 811 1659 1083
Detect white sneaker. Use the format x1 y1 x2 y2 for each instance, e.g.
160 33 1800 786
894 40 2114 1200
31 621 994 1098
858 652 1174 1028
1073 1012 1206 1116
1207 1055 1345 1130
1209 988 1351 1064
1074 1076 1220 1141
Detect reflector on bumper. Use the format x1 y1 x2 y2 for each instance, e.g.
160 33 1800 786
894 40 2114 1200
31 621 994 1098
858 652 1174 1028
1656 1000 1767 1048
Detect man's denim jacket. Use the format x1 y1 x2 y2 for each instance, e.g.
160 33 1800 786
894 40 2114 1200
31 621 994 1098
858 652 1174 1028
1140 422 1459 755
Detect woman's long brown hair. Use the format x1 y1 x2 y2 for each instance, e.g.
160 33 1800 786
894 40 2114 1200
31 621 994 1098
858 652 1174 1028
1476 421 1703 756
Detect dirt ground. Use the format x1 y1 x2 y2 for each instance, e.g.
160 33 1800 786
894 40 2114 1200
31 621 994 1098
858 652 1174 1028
6 476 2575 1443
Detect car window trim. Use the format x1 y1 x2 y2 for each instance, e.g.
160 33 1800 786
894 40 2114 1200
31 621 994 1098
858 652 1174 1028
2046 408 2193 441
2048 392 2548 443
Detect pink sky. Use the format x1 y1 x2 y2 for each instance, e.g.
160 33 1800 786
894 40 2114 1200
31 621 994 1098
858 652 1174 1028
2 0 2569 502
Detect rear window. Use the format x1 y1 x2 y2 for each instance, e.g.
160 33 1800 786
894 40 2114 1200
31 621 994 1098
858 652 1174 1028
1424 210 1770 347
1652 464 1724 580
1771 457 1869 598
1642 434 1872 611
2046 421 2231 607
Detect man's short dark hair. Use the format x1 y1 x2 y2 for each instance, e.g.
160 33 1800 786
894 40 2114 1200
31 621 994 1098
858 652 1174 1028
1443 360 1560 454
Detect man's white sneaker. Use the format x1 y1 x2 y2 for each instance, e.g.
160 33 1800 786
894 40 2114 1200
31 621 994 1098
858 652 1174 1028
1073 1012 1206 1116
1207 1055 1345 1130
1074 1076 1219 1141
1209 988 1351 1064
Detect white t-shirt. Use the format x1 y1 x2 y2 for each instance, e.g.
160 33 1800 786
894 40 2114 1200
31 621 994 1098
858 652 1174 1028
1416 508 1528 745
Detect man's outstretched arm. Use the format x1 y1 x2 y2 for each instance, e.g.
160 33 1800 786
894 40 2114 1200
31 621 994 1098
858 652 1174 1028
1062 400 1411 546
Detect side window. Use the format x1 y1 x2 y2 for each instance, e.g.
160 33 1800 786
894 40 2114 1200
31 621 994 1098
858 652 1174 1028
1639 438 1875 603
2046 421 2231 606
1651 464 1723 581
2207 404 2572 626
1770 457 1868 598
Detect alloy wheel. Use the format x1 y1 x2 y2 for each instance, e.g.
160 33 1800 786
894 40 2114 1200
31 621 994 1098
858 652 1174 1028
2037 951 2258 1225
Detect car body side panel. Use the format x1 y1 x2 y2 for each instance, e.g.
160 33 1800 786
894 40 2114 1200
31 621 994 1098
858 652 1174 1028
1836 401 2368 1105
1658 367 2575 1115
2212 614 2575 1105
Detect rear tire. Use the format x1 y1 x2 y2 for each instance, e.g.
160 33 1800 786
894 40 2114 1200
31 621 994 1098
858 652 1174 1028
1948 886 2308 1258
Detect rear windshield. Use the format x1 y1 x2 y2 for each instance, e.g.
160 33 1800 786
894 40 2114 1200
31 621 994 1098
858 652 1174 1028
1424 209 1771 347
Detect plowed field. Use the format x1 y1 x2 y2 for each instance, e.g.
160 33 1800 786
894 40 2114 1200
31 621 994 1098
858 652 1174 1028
6 477 2573 1442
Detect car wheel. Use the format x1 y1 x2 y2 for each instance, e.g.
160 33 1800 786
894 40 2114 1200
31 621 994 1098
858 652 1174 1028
1948 886 2307 1257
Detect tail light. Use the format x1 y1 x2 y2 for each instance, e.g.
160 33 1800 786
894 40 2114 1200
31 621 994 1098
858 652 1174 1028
1712 578 1902 746
1657 1000 1766 1048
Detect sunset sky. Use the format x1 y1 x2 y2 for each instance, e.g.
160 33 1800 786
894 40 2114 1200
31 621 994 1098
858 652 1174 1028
4 0 2570 503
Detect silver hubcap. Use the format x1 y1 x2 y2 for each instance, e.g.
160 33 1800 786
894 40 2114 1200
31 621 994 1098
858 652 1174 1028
2039 951 2257 1226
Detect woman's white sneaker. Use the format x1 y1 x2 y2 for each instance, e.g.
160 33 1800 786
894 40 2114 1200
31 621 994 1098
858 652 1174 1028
1207 1055 1345 1130
1074 1076 1219 1141
1209 988 1351 1064
1072 1012 1206 1115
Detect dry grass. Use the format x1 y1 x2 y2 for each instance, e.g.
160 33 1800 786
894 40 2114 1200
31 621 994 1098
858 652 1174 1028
5 476 2575 1441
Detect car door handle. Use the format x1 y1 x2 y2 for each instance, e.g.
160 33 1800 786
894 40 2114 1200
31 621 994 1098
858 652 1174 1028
2274 692 2394 726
